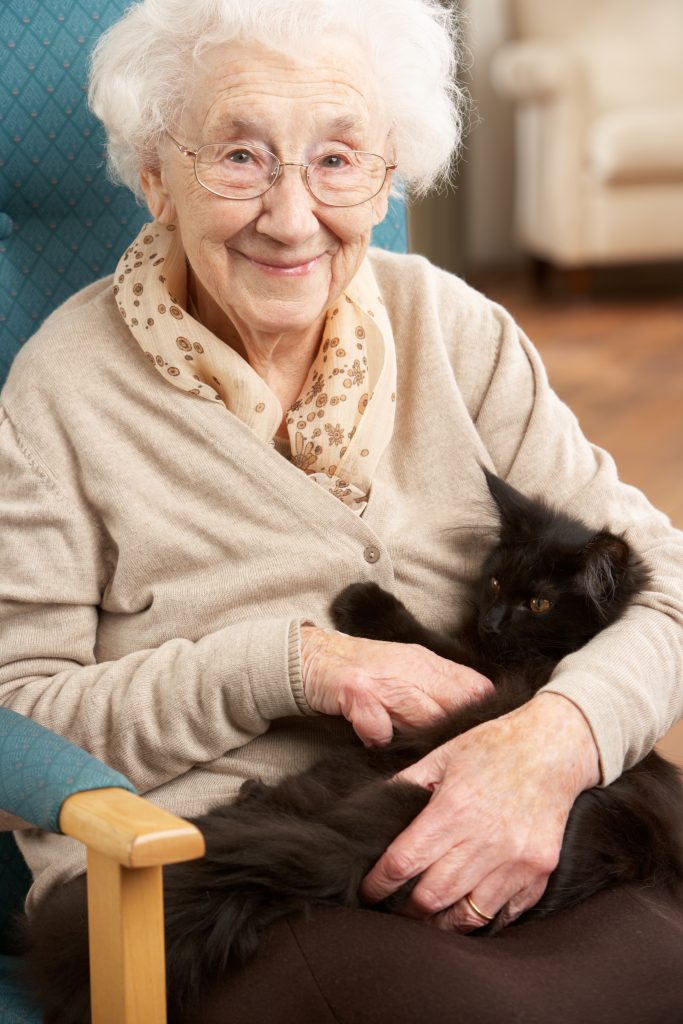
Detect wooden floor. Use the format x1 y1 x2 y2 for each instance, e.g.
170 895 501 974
471 270 683 528
470 269 683 766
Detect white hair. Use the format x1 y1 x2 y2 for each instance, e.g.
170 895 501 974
88 0 466 202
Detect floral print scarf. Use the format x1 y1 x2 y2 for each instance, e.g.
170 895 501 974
114 222 396 514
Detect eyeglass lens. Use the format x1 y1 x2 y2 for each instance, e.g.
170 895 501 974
195 143 388 206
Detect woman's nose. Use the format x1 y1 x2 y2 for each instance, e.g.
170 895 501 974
255 165 320 245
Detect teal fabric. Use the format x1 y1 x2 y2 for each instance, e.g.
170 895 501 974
0 707 136 833
0 955 39 1024
0 0 408 388
0 706 137 963
0 837 31 957
374 194 409 261
0 1 150 385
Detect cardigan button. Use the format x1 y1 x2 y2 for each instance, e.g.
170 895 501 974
0 213 13 239
363 544 381 564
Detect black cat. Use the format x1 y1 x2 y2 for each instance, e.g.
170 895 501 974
23 470 683 1023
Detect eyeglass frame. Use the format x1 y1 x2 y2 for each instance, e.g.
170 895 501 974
165 131 398 208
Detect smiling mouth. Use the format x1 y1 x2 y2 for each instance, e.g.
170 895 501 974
236 250 323 277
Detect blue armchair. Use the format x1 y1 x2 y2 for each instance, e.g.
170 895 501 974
0 1 407 390
0 706 205 1024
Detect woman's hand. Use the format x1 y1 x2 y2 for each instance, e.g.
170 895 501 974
361 692 601 930
300 625 494 747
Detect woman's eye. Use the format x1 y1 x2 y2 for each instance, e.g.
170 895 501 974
490 577 500 594
530 597 552 614
318 152 351 170
226 149 255 165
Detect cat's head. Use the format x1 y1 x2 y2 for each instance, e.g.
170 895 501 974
475 468 650 662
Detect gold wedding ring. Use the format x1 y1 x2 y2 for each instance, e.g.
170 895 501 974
465 892 494 922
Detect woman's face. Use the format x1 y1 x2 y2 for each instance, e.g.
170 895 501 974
141 39 393 347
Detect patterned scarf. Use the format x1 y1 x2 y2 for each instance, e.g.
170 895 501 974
113 222 396 513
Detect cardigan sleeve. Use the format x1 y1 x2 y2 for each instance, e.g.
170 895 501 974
0 408 313 795
441 280 683 785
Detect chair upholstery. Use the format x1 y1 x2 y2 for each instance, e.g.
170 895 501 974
0 706 205 1024
0 707 136 834
0 0 408 389
0 839 31 957
0 812 34 1023
0 955 37 1024
0 706 138 1023
0 706 137 946
491 0 683 267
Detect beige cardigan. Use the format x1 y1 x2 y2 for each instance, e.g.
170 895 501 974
1 249 682 908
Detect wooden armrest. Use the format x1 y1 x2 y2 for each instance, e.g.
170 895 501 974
58 788 205 1024
59 787 205 867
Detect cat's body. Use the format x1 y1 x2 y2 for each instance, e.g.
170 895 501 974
24 471 683 1023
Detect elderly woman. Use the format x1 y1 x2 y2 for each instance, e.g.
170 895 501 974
2 0 683 1020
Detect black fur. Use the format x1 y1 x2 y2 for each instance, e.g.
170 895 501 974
22 469 683 1023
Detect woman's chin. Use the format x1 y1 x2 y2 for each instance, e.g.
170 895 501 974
241 300 329 338
226 269 334 337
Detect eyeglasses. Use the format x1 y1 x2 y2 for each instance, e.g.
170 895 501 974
166 132 397 208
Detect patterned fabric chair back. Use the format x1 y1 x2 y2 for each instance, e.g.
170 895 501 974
0 0 408 388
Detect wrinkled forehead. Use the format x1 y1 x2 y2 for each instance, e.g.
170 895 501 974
181 37 387 147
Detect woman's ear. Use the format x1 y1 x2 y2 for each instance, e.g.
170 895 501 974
139 164 177 224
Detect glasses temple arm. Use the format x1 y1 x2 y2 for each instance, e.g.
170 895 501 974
165 131 197 159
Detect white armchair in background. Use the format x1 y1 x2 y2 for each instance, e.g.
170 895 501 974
491 0 683 269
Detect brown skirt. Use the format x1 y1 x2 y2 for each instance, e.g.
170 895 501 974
185 887 683 1024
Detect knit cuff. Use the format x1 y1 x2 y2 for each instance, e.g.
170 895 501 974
245 618 318 723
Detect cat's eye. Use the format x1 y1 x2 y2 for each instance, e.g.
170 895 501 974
529 597 552 614
490 577 500 594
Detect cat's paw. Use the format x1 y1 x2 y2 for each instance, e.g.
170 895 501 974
236 778 270 803
331 582 407 639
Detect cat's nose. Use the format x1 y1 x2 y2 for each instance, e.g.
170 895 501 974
481 605 505 634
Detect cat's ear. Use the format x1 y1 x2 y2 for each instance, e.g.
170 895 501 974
482 467 545 537
578 532 631 611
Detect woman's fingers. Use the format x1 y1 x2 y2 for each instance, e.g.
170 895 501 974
300 628 602 936
360 773 469 905
299 625 494 742
496 877 550 927
430 874 550 933
361 776 557 929
433 893 496 932
362 696 599 927
339 685 395 747
401 806 559 919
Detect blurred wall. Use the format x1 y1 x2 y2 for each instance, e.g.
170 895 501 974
409 0 683 273
459 0 517 268
408 0 518 273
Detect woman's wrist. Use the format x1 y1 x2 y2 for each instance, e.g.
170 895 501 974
300 622 332 665
299 623 338 711
531 691 602 792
